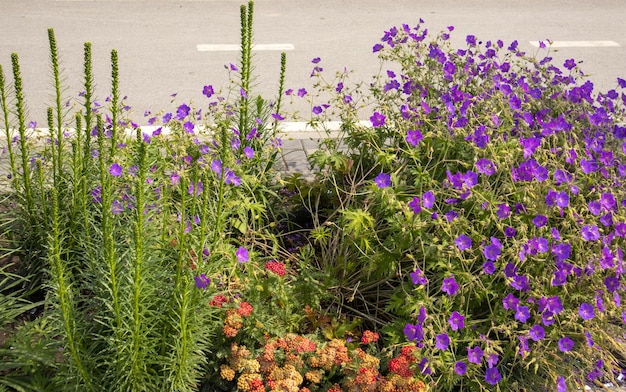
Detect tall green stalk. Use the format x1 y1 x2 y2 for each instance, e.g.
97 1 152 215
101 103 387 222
49 185 92 389
168 178 194 390
238 1 254 135
48 29 65 189
96 114 123 365
80 42 94 254
109 49 120 157
11 53 35 221
129 129 150 390
0 64 18 192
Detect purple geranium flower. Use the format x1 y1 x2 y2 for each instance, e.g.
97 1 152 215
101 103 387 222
529 324 545 341
236 247 249 263
505 227 516 237
556 192 570 208
483 261 496 275
515 305 531 323
449 311 465 331
442 276 459 295
243 146 255 159
454 361 467 376
374 172 391 188
557 376 567 392
502 293 519 310
409 196 421 214
476 158 497 175
532 215 547 228
176 103 190 120
455 234 472 251
436 333 450 350
558 336 574 352
485 367 502 385
467 346 483 364
604 275 620 293
511 274 530 291
423 191 435 209
194 274 210 290
581 225 600 241
370 111 386 127
202 85 214 98
109 163 123 177
496 204 510 219
406 129 423 146
483 237 503 261
410 268 427 285
552 242 572 262
183 121 195 133
579 303 595 320
600 192 616 211
404 323 424 342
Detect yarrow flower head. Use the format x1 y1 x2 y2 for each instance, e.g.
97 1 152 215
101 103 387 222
265 261 286 276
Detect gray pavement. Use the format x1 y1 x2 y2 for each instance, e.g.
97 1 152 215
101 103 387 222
1 0 626 125
2 0 626 182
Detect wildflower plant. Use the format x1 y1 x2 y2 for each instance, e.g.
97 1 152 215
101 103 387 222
0 2 293 390
302 21 626 391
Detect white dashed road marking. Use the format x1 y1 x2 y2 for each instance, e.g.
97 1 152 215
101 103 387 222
197 43 295 51
530 40 620 48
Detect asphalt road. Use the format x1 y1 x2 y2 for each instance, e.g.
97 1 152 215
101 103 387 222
1 0 625 125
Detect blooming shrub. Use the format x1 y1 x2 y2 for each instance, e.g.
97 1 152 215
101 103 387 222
303 21 626 391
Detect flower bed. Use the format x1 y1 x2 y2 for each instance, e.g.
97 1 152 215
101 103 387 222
0 2 625 392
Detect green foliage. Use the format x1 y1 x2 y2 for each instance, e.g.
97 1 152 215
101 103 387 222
300 22 626 391
0 1 303 390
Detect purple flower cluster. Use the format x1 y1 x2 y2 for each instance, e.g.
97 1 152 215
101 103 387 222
367 19 626 390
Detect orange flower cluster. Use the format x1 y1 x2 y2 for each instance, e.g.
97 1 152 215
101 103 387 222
309 339 350 371
387 346 418 379
223 301 254 337
219 330 428 392
360 330 380 345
